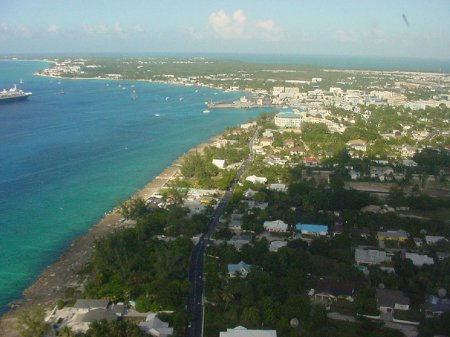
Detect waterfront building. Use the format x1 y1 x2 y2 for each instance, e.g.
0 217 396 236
274 112 303 128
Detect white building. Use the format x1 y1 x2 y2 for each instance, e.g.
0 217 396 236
212 159 226 169
220 326 277 337
274 112 303 128
264 220 289 233
138 313 174 337
245 175 267 184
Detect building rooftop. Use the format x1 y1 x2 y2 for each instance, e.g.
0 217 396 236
73 299 110 310
296 224 328 233
220 326 277 337
376 288 410 308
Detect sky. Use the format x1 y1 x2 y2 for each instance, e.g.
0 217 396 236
0 0 449 59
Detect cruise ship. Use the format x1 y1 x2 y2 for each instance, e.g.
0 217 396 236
0 85 32 103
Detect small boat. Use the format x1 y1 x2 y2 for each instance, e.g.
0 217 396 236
195 89 199 93
59 90 65 95
179 97 183 101
155 113 160 117
131 90 137 100
19 79 24 84
203 110 210 114
165 97 169 101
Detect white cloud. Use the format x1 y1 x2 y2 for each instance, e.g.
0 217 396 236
133 25 144 33
208 9 282 41
16 24 33 38
47 24 58 33
82 23 126 38
332 29 357 43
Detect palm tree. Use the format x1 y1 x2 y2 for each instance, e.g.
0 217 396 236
221 287 235 311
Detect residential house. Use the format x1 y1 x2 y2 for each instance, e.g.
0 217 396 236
228 261 252 278
245 175 268 184
283 139 295 148
259 137 273 147
244 200 269 210
269 240 288 252
311 278 355 304
229 213 243 231
73 299 110 314
377 230 409 242
138 313 174 337
355 248 390 265
220 326 277 337
370 166 394 181
289 146 305 156
296 224 328 237
376 288 410 312
212 159 226 169
228 235 252 251
425 295 450 318
349 169 360 180
303 157 320 167
262 130 274 138
425 236 447 245
244 188 257 199
264 220 289 233
404 252 434 267
269 183 287 193
346 139 367 152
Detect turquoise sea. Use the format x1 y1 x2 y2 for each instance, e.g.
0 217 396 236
0 61 266 313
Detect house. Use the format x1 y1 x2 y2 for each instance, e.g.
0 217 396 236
346 139 367 152
259 137 273 147
264 220 289 233
404 252 434 267
376 288 410 312
269 183 287 192
289 146 306 156
303 157 320 167
370 166 394 181
212 159 226 169
295 224 328 237
244 200 269 210
269 240 288 252
283 139 295 148
333 222 344 236
138 313 174 337
229 213 243 231
349 169 360 180
311 278 355 304
228 261 252 278
425 295 450 318
220 326 277 337
228 235 252 251
377 230 409 242
245 175 267 184
244 188 257 198
355 248 390 265
73 299 110 314
262 130 274 138
425 235 447 245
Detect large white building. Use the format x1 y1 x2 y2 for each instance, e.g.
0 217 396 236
220 326 277 337
274 112 303 128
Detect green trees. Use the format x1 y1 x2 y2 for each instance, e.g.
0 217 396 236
181 152 218 179
119 197 147 220
16 306 49 337
85 320 146 337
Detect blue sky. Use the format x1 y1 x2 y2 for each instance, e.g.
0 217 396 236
0 0 449 58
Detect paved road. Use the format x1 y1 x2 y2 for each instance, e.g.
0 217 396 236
185 128 258 337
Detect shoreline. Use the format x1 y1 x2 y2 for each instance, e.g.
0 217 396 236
0 133 222 336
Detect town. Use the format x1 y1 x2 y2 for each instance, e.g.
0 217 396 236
10 57 450 337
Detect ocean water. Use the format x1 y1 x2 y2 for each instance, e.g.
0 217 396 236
0 61 266 312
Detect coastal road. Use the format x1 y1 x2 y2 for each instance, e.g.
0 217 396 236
185 127 258 337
